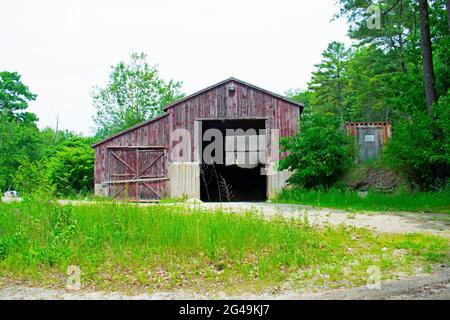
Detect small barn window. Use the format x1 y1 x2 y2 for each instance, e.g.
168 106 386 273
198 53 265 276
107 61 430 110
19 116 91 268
365 134 375 142
227 84 236 95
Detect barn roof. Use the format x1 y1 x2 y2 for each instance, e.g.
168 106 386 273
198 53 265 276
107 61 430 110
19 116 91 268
91 112 169 147
163 77 304 111
91 77 303 148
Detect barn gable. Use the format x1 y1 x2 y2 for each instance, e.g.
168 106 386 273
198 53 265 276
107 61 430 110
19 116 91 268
92 77 302 148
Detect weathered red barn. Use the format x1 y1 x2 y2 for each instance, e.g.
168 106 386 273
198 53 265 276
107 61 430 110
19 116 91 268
92 78 303 202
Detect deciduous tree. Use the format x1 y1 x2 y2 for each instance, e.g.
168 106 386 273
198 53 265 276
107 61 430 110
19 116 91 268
92 52 184 137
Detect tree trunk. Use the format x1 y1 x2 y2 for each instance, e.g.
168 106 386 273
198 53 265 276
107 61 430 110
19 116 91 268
419 0 437 115
447 0 450 35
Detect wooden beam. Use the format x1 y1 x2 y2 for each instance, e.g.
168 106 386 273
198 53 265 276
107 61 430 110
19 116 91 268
104 178 169 184
107 146 168 150
139 153 164 176
112 184 127 199
195 117 268 121
110 151 136 173
142 181 161 199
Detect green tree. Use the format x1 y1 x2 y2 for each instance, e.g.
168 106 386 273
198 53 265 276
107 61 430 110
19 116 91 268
13 159 54 196
385 91 449 189
336 0 418 72
308 42 351 122
46 142 94 196
279 113 354 189
285 89 313 115
0 115 42 191
92 52 184 138
0 71 37 123
344 45 425 120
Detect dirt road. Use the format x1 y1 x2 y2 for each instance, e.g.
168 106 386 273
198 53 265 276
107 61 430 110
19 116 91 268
1 268 449 300
192 202 450 237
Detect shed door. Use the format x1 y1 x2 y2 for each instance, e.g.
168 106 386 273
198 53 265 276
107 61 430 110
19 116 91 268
106 147 168 201
357 127 382 162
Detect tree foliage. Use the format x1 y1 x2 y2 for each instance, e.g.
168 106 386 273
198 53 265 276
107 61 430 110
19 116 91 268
385 91 450 189
92 52 184 138
279 114 354 189
0 71 37 123
309 42 351 121
0 115 43 191
13 159 53 196
46 142 94 196
12 135 95 197
285 0 450 189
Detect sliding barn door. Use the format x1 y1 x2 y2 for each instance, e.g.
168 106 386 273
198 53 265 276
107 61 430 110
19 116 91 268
106 147 168 201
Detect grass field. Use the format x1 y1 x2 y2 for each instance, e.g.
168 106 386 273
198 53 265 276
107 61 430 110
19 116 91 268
274 188 450 214
0 200 448 293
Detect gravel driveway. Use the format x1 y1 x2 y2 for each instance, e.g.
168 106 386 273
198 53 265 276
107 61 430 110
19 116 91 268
191 202 450 237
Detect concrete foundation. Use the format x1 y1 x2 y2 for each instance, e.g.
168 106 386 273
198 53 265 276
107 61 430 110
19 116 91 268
94 183 109 197
267 163 292 199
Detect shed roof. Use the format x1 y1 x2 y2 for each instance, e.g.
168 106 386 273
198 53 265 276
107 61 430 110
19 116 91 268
91 77 303 148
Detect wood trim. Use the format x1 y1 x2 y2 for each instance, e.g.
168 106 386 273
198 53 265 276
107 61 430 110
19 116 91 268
163 77 304 112
195 117 269 121
105 178 169 184
141 181 161 199
112 184 127 199
106 146 168 150
110 151 136 173
139 153 164 176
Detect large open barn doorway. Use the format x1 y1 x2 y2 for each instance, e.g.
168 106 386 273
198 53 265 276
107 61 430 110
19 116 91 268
199 119 267 202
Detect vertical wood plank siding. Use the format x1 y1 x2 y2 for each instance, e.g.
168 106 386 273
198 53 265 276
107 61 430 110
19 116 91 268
167 81 299 162
94 114 169 184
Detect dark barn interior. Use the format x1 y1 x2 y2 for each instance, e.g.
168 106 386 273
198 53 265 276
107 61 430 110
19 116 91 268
200 119 267 202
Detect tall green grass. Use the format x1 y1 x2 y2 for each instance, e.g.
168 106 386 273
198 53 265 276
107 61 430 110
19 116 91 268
0 200 448 292
274 188 450 213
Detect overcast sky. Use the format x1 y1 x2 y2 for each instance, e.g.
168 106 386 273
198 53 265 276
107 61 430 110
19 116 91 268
0 0 351 135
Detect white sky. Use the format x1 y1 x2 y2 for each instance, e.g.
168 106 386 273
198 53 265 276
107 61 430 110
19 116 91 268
0 0 351 135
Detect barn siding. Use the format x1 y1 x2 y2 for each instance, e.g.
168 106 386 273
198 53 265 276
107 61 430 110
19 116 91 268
166 81 300 162
94 114 169 185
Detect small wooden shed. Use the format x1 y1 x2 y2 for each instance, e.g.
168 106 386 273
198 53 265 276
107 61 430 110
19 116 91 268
344 122 392 162
92 77 303 202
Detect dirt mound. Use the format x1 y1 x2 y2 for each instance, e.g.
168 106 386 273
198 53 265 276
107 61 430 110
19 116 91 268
344 166 406 192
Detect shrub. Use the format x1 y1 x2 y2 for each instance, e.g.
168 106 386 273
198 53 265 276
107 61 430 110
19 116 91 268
278 113 354 188
385 92 450 190
13 159 55 196
47 144 94 196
